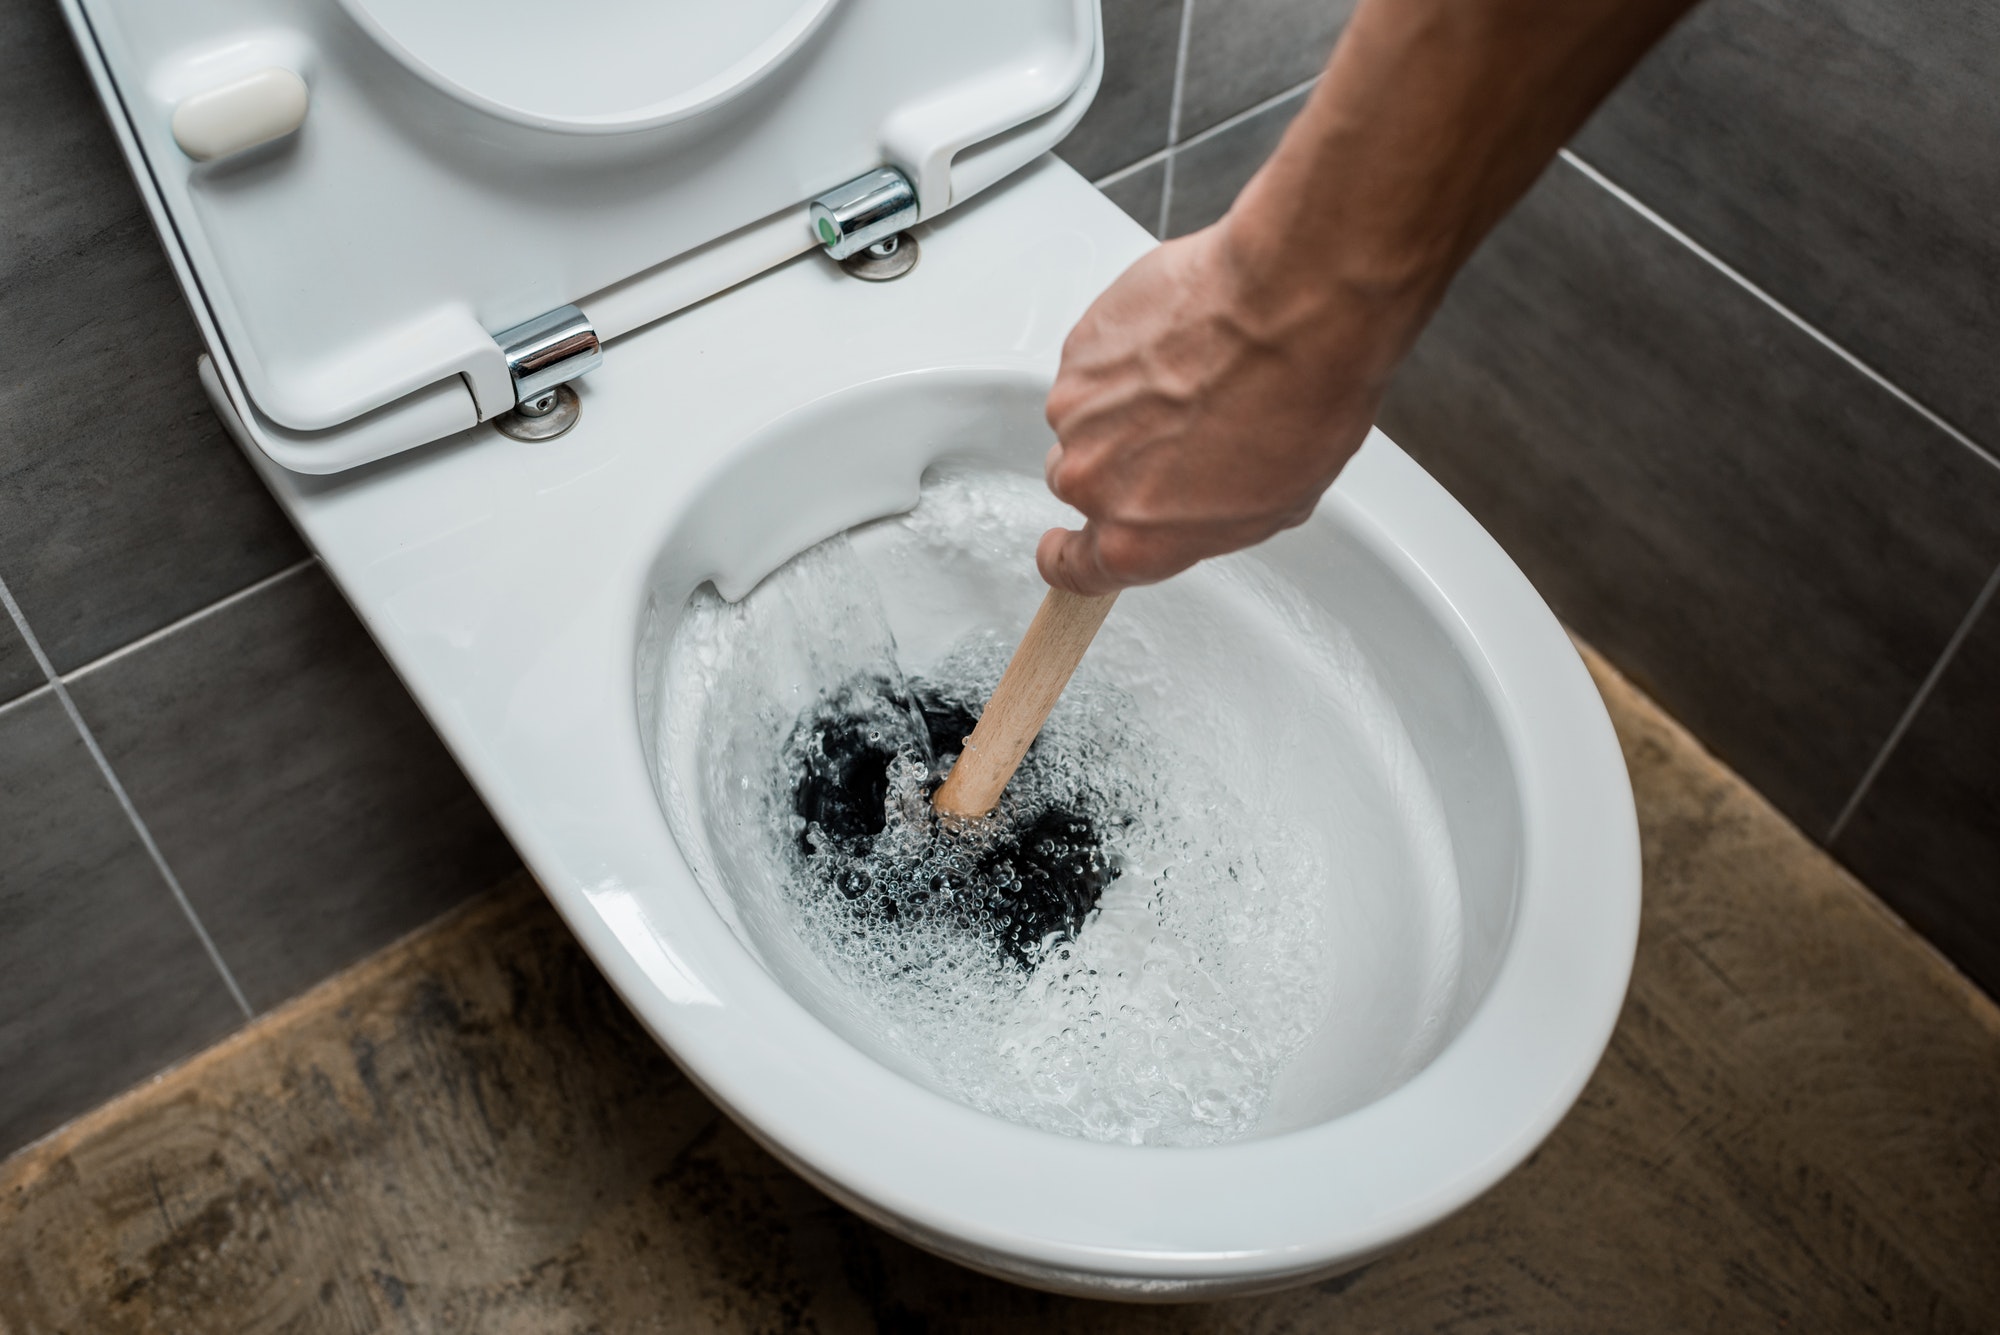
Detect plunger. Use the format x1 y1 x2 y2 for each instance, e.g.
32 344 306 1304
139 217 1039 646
931 587 1118 820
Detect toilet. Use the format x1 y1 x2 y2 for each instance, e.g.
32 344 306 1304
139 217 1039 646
65 0 1640 1299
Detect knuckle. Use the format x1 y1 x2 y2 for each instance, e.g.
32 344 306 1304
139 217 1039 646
1049 451 1107 510
1045 454 1077 503
1044 381 1082 430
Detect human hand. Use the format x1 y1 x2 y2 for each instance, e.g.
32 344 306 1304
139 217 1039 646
1036 222 1392 595
1034 0 1705 596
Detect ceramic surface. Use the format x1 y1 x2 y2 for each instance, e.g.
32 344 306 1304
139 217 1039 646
214 160 1638 1296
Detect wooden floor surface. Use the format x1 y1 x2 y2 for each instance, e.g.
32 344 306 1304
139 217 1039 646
2 651 1996 1334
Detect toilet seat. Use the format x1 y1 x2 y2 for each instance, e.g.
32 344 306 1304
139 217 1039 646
189 163 1636 1296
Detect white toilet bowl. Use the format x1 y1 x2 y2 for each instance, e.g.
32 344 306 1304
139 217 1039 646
65 0 1635 1291
201 161 1640 1298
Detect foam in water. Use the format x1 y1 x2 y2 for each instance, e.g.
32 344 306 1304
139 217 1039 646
657 467 1464 1145
783 671 1114 967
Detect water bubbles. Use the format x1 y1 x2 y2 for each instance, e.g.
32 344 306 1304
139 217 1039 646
658 467 1465 1145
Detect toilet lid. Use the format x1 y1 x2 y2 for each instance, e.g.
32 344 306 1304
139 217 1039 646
336 0 842 133
63 0 1101 470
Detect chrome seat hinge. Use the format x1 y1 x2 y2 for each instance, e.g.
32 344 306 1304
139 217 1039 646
497 305 602 416
492 305 600 441
810 167 919 262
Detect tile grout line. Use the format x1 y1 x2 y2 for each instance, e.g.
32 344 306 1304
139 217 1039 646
1176 72 1321 154
1558 149 1999 472
1560 144 2000 840
1825 557 2000 845
1157 0 1197 237
1089 74 1326 216
1091 145 1172 191
0 680 55 721
64 556 318 685
0 573 255 1020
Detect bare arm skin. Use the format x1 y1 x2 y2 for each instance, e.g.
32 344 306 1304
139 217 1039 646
1038 0 1703 595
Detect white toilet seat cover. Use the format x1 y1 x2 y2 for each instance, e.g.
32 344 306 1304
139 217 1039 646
63 0 1100 471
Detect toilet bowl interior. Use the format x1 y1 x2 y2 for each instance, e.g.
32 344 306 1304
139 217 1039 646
636 366 1523 1141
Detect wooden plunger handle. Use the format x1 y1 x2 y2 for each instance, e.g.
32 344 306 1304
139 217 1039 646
932 587 1118 820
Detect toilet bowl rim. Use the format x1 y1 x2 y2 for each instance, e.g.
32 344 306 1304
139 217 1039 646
511 428 1640 1278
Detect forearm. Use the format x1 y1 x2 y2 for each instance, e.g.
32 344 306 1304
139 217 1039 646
1036 0 1704 593
1222 0 1701 375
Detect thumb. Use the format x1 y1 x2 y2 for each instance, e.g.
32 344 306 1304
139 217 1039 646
1037 525 1123 596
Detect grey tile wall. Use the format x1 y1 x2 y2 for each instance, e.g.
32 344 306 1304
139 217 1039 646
1377 158 2000 836
1574 0 2000 450
1165 86 1310 236
1832 583 2000 997
0 0 307 673
1058 0 1186 181
0 614 41 708
1060 0 2000 993
0 689 245 1153
1055 0 1348 239
0 1 520 1158
66 567 520 1012
1178 0 1350 139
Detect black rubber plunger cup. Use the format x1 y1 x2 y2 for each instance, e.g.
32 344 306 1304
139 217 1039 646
786 672 1114 968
